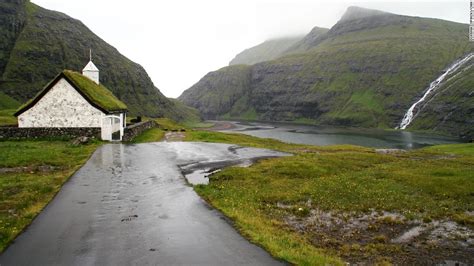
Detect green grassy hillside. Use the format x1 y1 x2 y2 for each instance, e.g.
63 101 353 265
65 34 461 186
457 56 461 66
186 130 474 265
410 59 474 138
180 65 252 119
0 91 19 110
229 36 304 65
0 0 199 121
179 7 473 138
283 26 328 55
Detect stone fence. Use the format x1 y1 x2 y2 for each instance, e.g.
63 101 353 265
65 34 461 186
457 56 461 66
0 120 156 141
0 127 101 140
122 120 156 142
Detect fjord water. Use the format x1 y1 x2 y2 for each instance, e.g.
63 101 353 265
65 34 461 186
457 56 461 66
221 122 463 149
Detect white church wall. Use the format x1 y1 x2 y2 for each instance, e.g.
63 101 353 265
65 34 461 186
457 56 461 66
18 78 104 128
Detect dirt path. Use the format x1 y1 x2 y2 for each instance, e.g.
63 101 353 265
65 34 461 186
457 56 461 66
0 143 287 265
163 131 186 141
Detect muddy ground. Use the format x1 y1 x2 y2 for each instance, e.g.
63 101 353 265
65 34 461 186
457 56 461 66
279 203 473 265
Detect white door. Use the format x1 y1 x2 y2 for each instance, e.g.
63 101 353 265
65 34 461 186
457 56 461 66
101 117 113 141
101 115 123 141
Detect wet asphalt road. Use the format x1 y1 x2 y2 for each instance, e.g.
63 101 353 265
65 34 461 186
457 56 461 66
0 142 288 266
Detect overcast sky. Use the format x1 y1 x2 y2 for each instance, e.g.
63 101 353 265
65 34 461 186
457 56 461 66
31 0 467 98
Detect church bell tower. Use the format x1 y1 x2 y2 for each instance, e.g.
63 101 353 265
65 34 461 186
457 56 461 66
82 49 99 84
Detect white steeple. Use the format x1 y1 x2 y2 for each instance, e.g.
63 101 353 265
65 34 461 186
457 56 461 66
82 49 99 84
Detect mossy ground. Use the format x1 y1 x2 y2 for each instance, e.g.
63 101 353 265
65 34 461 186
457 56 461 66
186 130 474 265
129 118 189 143
129 127 165 143
15 70 128 115
63 70 128 111
0 93 19 111
0 109 17 126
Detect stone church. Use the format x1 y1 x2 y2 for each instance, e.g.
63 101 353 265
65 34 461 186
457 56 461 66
14 60 128 141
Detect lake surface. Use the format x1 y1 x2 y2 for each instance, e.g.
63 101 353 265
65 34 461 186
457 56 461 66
218 121 464 149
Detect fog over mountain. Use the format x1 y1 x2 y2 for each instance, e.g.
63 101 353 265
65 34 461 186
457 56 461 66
179 6 474 138
31 0 467 98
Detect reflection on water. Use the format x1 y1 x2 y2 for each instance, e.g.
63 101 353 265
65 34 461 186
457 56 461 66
221 121 463 149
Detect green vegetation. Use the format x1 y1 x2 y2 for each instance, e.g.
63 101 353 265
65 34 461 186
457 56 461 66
179 7 474 138
410 62 474 139
0 92 19 110
180 65 252 119
0 109 17 126
0 1 199 121
132 117 188 143
187 130 474 264
0 140 99 251
63 70 127 111
131 117 194 143
181 120 214 128
130 128 165 143
16 70 128 115
185 130 301 151
0 114 471 264
229 36 305 65
0 92 19 126
167 99 202 124
423 143 474 156
151 117 184 131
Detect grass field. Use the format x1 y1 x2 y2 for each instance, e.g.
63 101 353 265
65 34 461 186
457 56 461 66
0 109 17 126
130 128 165 143
0 140 99 251
186 130 474 265
130 118 186 143
1 122 472 264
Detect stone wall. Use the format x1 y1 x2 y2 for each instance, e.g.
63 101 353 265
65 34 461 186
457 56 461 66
0 120 156 141
0 127 101 140
122 120 156 142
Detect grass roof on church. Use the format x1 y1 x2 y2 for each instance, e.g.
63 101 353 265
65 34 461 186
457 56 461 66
15 70 127 116
63 70 127 112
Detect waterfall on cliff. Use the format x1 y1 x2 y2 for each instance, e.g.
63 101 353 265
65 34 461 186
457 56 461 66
398 53 474 130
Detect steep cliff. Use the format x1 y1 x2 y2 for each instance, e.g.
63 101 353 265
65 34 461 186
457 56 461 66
0 0 199 121
179 7 473 137
409 57 474 138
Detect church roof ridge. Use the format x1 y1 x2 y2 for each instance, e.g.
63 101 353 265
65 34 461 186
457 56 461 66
83 60 99 72
14 70 127 116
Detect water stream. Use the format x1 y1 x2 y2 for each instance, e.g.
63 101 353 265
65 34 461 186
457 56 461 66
398 53 474 129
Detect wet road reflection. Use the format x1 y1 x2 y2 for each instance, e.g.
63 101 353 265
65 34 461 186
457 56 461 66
0 142 288 266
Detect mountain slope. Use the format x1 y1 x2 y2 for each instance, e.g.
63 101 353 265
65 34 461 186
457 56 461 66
179 7 473 137
409 57 474 138
0 92 19 110
0 0 198 121
229 36 303 65
0 0 27 79
283 26 328 55
180 65 252 119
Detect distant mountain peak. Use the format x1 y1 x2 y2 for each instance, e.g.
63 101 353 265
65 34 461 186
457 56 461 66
340 6 392 22
229 36 304 65
307 26 328 36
